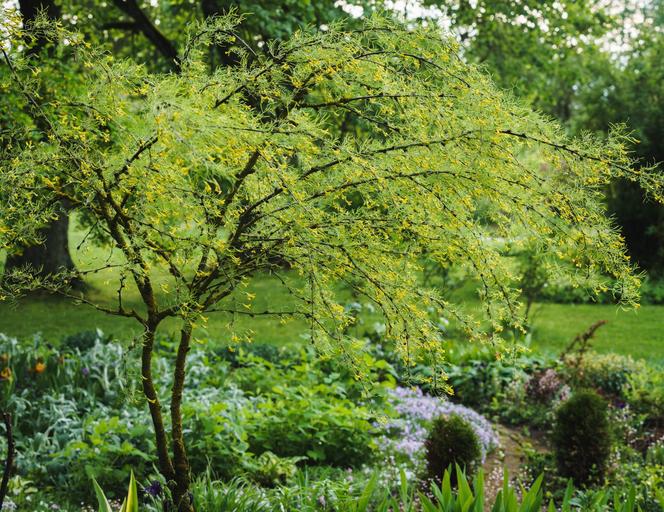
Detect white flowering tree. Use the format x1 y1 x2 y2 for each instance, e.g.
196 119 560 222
1 12 661 510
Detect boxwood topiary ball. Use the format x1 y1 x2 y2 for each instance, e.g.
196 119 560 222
553 389 611 485
424 414 481 484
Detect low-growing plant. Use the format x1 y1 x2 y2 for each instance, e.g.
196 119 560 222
424 415 481 484
187 466 645 512
626 364 664 424
553 390 611 486
0 333 397 506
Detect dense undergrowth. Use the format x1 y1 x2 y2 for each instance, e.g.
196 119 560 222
0 328 661 510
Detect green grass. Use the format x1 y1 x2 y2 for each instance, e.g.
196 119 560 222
1 222 663 362
527 303 663 362
0 219 310 345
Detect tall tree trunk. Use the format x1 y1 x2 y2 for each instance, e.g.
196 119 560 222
5 0 80 286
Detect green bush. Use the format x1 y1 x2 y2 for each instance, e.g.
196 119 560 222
553 390 611 485
568 353 642 398
626 363 664 423
424 415 481 483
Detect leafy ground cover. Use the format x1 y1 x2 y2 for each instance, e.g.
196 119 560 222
0 328 661 510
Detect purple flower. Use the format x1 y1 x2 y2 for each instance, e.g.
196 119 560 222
143 480 162 497
81 367 90 377
378 387 499 465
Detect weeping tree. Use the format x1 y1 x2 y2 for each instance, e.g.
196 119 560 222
1 12 661 511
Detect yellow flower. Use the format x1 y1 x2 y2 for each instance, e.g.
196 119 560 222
0 367 11 381
34 362 46 374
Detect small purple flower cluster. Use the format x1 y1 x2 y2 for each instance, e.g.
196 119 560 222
378 386 499 465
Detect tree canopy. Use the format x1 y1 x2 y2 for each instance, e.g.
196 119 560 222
1 11 662 509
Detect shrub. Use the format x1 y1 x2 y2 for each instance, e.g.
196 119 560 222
568 353 642 398
626 364 664 423
553 389 611 485
526 368 566 402
423 415 481 484
378 387 498 467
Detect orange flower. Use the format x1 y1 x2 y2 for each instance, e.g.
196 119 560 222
34 362 46 374
0 367 12 381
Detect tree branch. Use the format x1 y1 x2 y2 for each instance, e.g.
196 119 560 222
111 0 180 72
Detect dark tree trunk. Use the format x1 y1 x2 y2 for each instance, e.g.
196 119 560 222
5 0 80 285
4 201 77 279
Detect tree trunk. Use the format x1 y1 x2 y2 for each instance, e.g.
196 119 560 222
170 323 194 511
142 319 194 511
141 321 176 486
4 201 81 287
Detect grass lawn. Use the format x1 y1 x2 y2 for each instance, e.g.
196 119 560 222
1 222 662 362
0 219 311 345
527 302 663 362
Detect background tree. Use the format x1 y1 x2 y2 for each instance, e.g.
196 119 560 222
1 0 82 284
417 0 614 120
574 1 664 274
2 12 662 511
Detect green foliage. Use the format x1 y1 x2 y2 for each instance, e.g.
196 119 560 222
626 364 664 423
0 332 390 506
188 465 644 512
553 390 611 486
420 0 615 121
93 470 139 512
2 12 660 362
424 415 481 483
573 4 664 274
3 7 664 507
240 451 302 487
566 353 642 398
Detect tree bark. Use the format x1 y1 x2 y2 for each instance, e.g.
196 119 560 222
171 323 194 511
141 321 176 486
0 413 14 512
